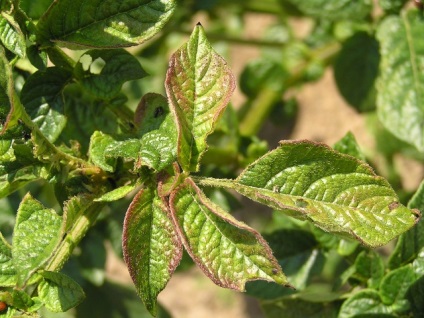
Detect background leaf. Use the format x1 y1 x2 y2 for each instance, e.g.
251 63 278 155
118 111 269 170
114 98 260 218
334 32 379 112
0 232 15 286
165 24 236 172
20 67 71 142
169 178 289 290
38 271 85 312
36 0 176 48
74 49 147 99
376 9 424 152
286 0 372 21
123 188 182 316
333 132 366 161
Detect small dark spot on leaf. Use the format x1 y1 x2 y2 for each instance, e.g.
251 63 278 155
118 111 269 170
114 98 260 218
413 209 421 218
295 198 308 208
388 202 399 211
272 268 278 275
154 106 164 118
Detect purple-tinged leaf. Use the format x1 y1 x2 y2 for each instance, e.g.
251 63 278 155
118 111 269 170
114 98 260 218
123 188 182 316
169 178 290 290
165 24 236 172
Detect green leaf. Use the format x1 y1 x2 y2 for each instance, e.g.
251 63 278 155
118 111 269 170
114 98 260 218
379 0 408 13
247 229 322 299
19 0 54 20
199 140 420 247
0 46 25 136
0 14 25 58
169 178 289 291
10 289 33 310
240 59 287 97
389 180 424 269
0 232 15 286
36 0 176 48
88 131 116 172
333 132 366 161
105 93 177 171
286 0 372 21
334 32 379 112
380 265 415 308
94 184 137 202
376 10 424 152
338 290 392 318
123 187 182 315
38 271 85 312
165 24 236 172
261 297 338 318
26 45 48 71
74 49 147 99
21 67 71 142
351 251 385 289
12 193 62 287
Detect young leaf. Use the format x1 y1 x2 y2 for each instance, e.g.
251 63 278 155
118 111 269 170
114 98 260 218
198 140 420 247
169 178 289 291
20 67 71 142
36 0 176 48
351 251 385 289
123 187 182 316
38 271 85 312
105 93 177 171
165 24 236 172
333 132 366 161
0 232 15 287
88 131 116 172
0 14 25 58
12 194 63 287
74 49 147 99
334 32 379 112
286 0 372 21
377 10 424 152
94 184 137 202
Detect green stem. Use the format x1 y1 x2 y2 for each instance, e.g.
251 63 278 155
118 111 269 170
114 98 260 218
239 87 281 136
45 202 105 272
238 41 341 137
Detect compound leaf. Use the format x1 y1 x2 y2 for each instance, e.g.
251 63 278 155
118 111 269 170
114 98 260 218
199 140 420 247
169 178 289 291
21 67 71 142
165 24 235 172
12 194 62 287
36 0 176 48
38 271 85 312
74 49 147 99
377 10 424 152
123 187 182 316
